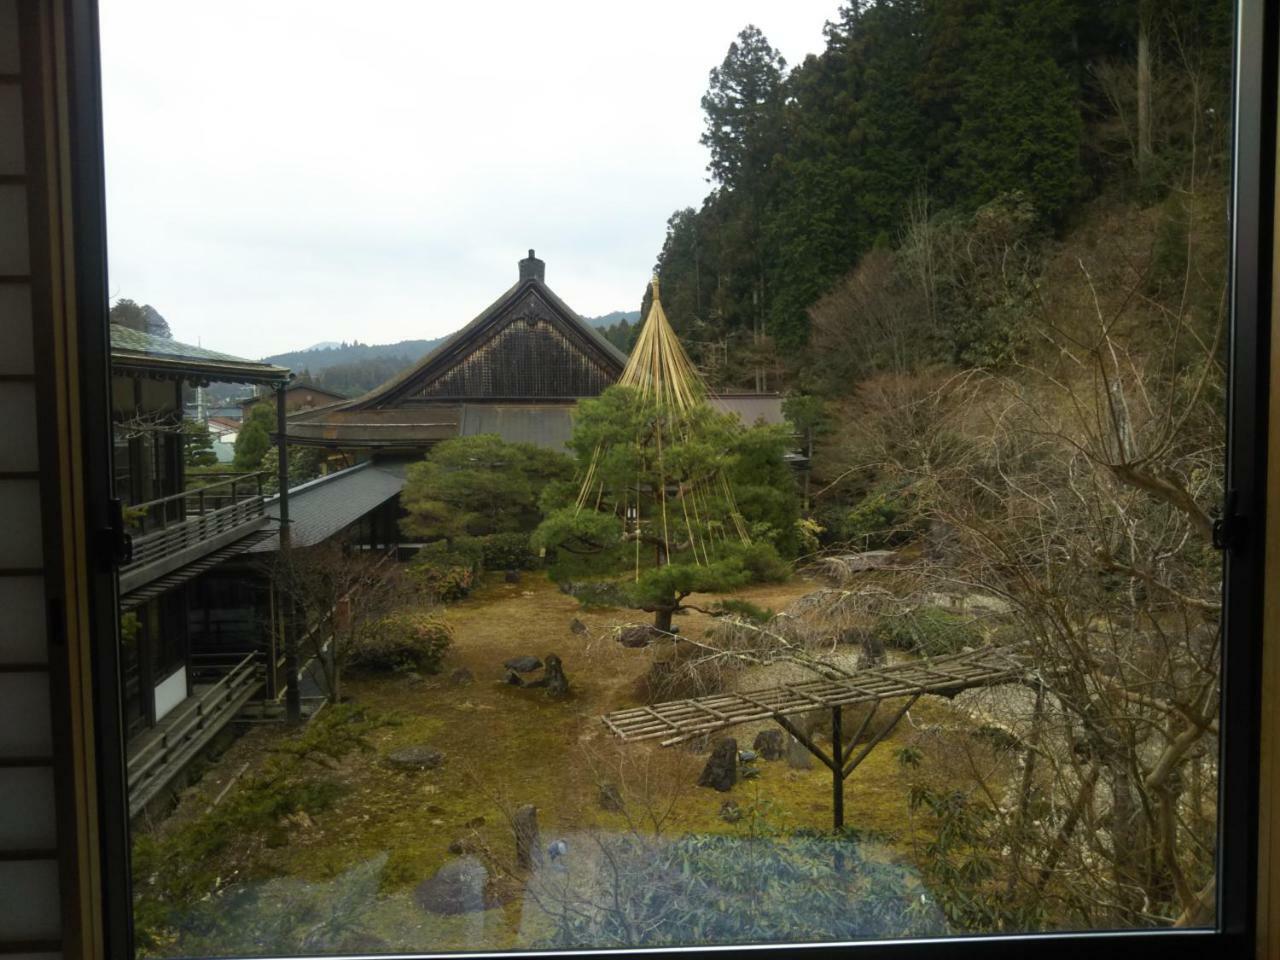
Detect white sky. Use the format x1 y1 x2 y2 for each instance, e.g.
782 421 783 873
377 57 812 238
100 1 840 359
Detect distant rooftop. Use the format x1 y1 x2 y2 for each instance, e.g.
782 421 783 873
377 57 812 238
110 323 291 386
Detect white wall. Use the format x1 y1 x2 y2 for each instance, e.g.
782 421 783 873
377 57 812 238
153 667 188 722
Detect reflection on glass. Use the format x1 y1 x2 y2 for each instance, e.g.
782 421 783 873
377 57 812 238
106 0 1231 953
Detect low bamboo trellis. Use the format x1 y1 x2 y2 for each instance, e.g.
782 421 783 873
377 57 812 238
602 644 1031 830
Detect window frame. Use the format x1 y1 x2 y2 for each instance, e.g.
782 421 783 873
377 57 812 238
55 0 1276 957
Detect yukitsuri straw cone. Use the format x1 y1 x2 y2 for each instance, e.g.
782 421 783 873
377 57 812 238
574 280 749 576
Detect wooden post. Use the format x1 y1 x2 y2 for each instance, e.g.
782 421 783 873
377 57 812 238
277 382 300 724
831 706 844 832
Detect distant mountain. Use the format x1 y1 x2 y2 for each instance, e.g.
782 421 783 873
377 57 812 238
584 310 640 328
261 338 443 374
226 311 637 405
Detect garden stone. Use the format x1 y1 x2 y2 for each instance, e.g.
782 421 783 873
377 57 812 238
753 729 785 760
414 856 488 915
504 670 524 686
698 737 738 792
855 628 886 668
544 653 570 698
618 625 664 648
570 618 588 635
737 749 758 763
386 745 445 771
786 735 813 770
504 569 521 583
504 655 543 673
598 781 624 812
449 667 474 686
514 804 540 869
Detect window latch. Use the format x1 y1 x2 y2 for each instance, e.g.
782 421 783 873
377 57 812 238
101 497 134 566
1212 489 1245 552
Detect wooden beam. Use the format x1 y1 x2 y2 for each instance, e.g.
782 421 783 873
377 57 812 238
843 693 919 779
773 713 835 773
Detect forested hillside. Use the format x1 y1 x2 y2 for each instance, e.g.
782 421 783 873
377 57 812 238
646 0 1231 929
651 1 1231 393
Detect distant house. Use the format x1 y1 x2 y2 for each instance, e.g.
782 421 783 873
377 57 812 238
286 251 785 456
240 380 348 418
205 415 240 464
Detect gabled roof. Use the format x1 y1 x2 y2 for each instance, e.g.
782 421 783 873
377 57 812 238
110 323 291 386
308 251 626 413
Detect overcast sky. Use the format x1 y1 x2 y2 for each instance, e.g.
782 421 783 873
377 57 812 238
100 1 840 359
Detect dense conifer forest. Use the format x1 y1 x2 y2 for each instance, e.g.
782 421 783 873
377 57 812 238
648 1 1232 392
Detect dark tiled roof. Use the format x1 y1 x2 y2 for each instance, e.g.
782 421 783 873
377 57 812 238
110 323 291 385
249 460 409 551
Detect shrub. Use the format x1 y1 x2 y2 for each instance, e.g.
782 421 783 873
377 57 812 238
840 488 920 549
725 541 791 583
872 606 981 658
409 540 481 600
353 612 452 673
534 818 942 948
478 531 537 571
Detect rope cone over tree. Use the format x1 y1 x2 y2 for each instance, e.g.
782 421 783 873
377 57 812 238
537 280 797 634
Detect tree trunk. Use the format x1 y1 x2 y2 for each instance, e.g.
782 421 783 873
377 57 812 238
653 606 675 634
1137 5 1153 176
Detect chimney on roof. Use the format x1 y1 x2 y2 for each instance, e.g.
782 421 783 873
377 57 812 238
519 249 545 282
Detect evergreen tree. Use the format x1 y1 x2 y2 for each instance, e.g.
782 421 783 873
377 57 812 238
401 434 574 542
180 418 218 468
233 404 273 472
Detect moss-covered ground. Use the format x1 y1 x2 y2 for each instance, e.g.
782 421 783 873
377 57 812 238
135 572 995 953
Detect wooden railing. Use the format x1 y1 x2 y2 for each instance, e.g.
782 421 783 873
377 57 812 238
122 473 267 575
127 651 263 816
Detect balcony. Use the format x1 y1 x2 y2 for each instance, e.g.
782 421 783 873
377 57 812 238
119 474 269 595
127 651 264 818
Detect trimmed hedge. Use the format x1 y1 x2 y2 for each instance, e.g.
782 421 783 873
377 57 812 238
353 612 452 673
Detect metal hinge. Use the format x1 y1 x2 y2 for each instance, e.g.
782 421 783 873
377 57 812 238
1212 489 1245 552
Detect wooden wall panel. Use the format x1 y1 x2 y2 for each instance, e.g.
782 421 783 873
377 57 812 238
0 1 64 954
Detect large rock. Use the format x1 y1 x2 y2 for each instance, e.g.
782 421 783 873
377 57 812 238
698 737 738 792
618 625 666 648
449 667 474 686
544 653 570 698
753 729 785 761
386 745 445 771
514 803 541 870
504 655 543 673
415 857 488 915
786 735 813 770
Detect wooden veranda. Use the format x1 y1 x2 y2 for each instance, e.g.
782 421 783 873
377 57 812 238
602 645 1031 830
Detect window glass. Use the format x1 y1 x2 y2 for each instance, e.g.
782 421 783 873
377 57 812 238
102 0 1233 953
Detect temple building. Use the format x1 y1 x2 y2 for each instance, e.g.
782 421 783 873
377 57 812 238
286 251 785 457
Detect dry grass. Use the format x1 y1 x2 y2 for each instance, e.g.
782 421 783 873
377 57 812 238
141 570 988 951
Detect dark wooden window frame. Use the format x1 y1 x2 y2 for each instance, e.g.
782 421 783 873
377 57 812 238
44 0 1277 957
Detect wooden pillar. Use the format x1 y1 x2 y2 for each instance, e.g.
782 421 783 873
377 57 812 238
831 706 844 832
277 382 300 723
